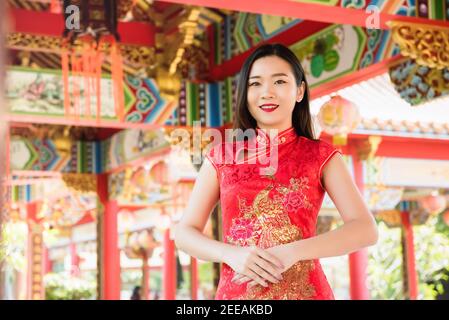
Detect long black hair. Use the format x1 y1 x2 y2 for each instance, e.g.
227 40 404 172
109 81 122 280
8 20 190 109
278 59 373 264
233 43 315 140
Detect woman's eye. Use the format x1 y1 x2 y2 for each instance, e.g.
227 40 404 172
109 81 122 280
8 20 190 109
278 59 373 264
275 80 286 84
248 82 260 87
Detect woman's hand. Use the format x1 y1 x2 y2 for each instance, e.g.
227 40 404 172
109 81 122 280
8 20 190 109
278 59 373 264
224 245 284 287
266 243 298 270
231 243 298 287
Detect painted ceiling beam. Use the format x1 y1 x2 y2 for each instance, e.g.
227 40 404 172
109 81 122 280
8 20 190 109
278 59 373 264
209 20 330 80
310 55 403 99
10 8 156 47
6 115 163 130
161 0 449 30
380 0 405 14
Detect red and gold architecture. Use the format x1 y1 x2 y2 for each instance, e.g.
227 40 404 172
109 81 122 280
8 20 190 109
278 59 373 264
1 0 449 300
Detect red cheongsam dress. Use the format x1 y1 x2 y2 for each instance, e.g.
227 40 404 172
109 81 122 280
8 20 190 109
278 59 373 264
205 126 340 300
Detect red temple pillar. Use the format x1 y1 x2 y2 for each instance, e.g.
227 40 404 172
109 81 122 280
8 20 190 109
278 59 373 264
43 246 52 274
142 252 150 300
348 151 370 300
401 210 418 300
163 228 176 300
97 174 121 300
70 243 80 276
190 257 198 300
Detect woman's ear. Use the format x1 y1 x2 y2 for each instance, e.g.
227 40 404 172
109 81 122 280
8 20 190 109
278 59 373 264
296 81 305 103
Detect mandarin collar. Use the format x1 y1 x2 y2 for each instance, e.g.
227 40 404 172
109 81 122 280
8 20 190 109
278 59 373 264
250 126 297 148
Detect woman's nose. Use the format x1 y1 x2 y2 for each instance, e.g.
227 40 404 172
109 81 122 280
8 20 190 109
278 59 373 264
261 85 276 99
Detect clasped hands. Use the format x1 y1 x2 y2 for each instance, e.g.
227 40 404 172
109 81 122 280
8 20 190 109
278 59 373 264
225 244 296 289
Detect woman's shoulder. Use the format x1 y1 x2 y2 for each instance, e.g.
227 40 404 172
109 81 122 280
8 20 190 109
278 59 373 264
298 136 340 161
204 141 237 168
298 136 333 149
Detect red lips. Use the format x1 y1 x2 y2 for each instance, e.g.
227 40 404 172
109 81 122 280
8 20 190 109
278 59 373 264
259 103 279 113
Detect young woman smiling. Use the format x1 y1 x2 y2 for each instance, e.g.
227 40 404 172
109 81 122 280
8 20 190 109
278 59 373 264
175 44 378 300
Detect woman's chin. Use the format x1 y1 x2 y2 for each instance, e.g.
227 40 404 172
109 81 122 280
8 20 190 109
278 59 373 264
255 119 284 129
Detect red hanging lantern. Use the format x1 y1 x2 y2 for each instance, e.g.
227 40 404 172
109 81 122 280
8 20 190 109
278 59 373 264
317 95 361 146
149 161 170 185
61 0 124 123
420 194 447 215
124 228 159 259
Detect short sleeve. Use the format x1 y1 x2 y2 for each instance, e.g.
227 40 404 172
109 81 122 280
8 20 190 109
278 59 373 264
204 142 226 178
318 140 341 190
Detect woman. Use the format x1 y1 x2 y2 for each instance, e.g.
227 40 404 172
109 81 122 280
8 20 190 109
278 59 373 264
130 286 141 300
174 43 378 300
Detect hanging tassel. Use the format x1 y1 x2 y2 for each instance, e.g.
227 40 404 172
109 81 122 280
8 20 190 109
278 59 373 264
82 41 93 119
82 42 90 119
107 37 117 120
112 38 124 122
116 47 125 122
61 44 71 118
110 38 125 122
95 40 104 123
75 56 82 122
71 54 82 122
70 53 76 119
87 39 102 122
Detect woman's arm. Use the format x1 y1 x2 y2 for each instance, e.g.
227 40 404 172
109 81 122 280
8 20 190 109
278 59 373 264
174 158 230 263
174 158 284 286
233 153 378 286
271 153 378 266
272 153 378 269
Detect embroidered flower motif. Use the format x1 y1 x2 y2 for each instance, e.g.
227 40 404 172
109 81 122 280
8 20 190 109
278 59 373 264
290 177 310 191
283 191 305 212
227 217 260 246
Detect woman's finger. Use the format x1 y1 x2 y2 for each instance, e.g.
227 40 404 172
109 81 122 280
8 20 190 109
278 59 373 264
254 256 283 281
236 275 252 284
244 269 268 287
249 262 280 284
255 247 284 270
231 273 244 282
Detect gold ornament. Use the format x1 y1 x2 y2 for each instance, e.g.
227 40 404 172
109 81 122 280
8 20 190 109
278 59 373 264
356 136 382 160
156 67 181 102
389 21 449 70
7 32 155 70
53 127 72 159
62 173 97 193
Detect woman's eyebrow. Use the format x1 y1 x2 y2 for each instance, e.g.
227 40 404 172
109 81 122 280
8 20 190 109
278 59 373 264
249 73 288 79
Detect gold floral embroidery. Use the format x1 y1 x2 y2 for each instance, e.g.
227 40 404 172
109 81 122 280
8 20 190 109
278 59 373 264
238 260 316 300
226 176 316 299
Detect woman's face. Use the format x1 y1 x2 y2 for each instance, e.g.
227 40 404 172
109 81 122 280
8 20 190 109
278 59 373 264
247 55 305 131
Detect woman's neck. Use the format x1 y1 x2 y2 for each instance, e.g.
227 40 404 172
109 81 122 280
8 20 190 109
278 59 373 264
256 123 293 134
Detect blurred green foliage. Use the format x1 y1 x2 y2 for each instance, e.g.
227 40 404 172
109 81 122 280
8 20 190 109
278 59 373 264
368 217 449 300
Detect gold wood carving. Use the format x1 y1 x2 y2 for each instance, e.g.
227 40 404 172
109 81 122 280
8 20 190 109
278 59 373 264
389 21 449 70
7 32 155 68
7 33 61 54
62 173 97 193
120 45 156 68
